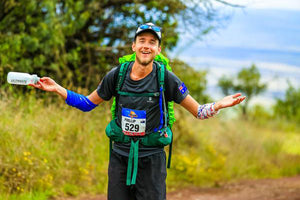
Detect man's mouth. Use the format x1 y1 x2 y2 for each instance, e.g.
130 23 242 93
142 51 150 54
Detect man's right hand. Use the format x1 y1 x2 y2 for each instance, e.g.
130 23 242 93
29 77 67 99
29 77 57 92
29 77 104 104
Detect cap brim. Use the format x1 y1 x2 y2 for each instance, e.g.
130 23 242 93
135 29 161 42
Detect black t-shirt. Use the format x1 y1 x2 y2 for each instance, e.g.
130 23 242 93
97 62 189 157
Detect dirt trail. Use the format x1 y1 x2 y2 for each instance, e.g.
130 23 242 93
58 175 300 200
168 176 300 200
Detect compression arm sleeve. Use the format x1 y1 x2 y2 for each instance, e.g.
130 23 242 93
65 90 98 112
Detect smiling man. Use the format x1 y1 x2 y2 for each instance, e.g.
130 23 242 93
30 22 245 200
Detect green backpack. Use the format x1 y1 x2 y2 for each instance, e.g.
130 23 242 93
106 53 175 186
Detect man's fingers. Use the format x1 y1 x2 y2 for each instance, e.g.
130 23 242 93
240 96 246 102
235 96 246 104
232 93 241 98
28 83 39 88
40 77 49 81
234 98 241 105
39 77 51 82
29 81 44 89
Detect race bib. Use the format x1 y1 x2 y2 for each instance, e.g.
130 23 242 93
121 108 146 136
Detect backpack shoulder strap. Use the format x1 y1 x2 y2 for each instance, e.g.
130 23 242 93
111 62 130 119
154 61 165 89
116 62 131 92
154 61 173 169
153 61 168 131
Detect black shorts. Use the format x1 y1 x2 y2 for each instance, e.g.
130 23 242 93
108 150 167 200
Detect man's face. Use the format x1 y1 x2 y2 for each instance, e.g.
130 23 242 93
132 32 161 66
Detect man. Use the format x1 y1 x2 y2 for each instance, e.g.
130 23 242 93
30 22 245 200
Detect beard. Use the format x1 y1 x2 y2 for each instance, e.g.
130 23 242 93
136 53 155 66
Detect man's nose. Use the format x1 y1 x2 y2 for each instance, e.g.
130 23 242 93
142 42 151 49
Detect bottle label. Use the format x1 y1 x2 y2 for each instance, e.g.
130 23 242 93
9 79 28 85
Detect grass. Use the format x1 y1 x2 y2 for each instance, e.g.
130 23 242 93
0 93 110 199
0 94 299 199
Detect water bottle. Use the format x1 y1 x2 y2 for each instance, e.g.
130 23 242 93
7 72 40 85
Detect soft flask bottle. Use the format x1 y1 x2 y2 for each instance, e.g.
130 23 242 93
7 72 40 85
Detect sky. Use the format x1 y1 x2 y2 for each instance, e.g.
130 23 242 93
226 0 300 10
170 0 300 107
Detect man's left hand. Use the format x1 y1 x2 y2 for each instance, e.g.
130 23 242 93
214 93 246 111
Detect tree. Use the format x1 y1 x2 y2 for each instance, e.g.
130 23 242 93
218 64 266 116
0 0 240 90
274 84 300 123
171 59 210 103
218 76 234 96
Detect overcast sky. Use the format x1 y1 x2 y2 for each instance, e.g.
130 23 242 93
218 0 300 10
172 0 300 106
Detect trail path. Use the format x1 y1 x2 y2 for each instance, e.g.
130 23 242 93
58 175 300 200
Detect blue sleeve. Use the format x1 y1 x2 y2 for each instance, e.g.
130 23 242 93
65 90 98 112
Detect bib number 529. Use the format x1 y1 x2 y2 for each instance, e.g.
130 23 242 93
124 123 139 132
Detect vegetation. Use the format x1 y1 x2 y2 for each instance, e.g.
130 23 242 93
274 83 300 124
171 59 210 103
168 105 300 189
0 95 299 199
0 94 110 199
0 0 227 89
218 64 267 116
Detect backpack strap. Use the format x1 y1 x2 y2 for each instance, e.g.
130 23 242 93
154 61 173 169
160 64 173 169
126 139 139 185
111 62 130 119
116 62 131 92
167 130 173 168
157 61 165 89
109 62 130 159
154 61 166 132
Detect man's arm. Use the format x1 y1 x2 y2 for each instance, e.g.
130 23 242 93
29 77 68 99
180 93 246 118
87 89 104 105
29 77 105 105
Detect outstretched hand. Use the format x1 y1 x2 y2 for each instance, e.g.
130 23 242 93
29 77 58 92
215 93 246 111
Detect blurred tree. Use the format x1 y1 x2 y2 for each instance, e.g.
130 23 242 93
0 0 239 91
0 0 67 87
218 64 267 116
274 84 300 123
218 75 234 96
171 59 210 103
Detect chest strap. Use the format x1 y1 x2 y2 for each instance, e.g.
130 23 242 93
118 91 159 97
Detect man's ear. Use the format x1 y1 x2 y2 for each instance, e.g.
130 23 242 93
132 42 136 52
157 45 161 55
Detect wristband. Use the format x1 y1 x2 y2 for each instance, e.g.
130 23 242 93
197 102 219 119
65 90 98 112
